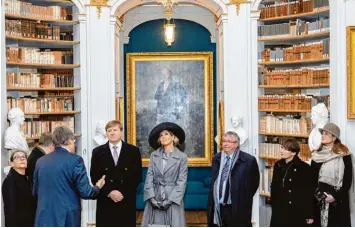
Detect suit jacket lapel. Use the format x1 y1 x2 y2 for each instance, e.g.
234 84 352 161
116 142 128 167
103 142 116 167
163 148 179 174
153 148 164 176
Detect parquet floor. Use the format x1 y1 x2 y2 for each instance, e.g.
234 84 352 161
136 210 207 227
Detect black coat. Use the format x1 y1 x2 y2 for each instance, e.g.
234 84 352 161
310 155 353 227
2 168 36 227
90 142 142 227
26 146 45 186
208 151 260 227
270 156 314 227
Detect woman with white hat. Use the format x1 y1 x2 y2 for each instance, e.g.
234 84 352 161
310 123 354 227
141 122 188 227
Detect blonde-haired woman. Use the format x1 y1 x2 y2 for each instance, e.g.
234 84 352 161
141 122 188 227
311 123 354 226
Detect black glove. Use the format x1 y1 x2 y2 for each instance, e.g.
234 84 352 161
159 200 172 211
150 198 161 209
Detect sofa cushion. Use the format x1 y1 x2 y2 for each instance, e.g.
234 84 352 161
137 182 145 194
203 177 211 187
186 181 209 194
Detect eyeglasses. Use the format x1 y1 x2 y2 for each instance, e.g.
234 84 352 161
222 140 237 143
13 155 27 160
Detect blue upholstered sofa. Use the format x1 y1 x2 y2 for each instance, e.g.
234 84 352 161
136 167 212 210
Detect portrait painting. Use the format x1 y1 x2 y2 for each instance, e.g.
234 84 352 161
126 52 214 166
347 26 355 119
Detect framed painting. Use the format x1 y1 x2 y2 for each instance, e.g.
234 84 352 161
347 26 355 119
126 52 214 167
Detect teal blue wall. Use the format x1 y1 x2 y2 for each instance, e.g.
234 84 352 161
124 19 216 180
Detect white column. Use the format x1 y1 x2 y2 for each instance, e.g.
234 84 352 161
85 5 115 225
250 9 261 227
223 3 260 225
223 3 253 152
329 0 347 140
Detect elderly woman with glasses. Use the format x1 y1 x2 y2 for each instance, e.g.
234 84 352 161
2 150 36 227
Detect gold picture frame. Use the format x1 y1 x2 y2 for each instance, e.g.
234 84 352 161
347 26 355 119
126 52 214 167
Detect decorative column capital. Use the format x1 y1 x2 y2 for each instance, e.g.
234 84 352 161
251 10 261 20
227 0 251 15
89 0 109 19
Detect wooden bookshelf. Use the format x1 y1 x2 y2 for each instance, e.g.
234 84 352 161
259 109 311 113
5 35 79 45
259 84 329 88
258 57 330 65
259 132 309 138
6 62 80 69
258 30 329 42
5 13 79 25
259 156 280 160
260 193 271 197
27 133 81 140
259 7 330 22
24 111 80 115
7 87 80 91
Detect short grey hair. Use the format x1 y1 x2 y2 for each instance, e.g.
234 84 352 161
52 126 75 147
224 131 240 143
39 132 54 147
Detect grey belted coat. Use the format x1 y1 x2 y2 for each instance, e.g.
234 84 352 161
141 147 188 227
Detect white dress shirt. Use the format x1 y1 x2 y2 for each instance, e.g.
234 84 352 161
109 140 122 161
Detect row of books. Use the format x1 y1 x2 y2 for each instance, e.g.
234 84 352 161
258 18 329 38
6 47 73 64
258 94 313 111
260 0 329 19
259 115 311 135
259 142 311 161
259 39 330 62
21 116 74 137
5 19 65 40
44 91 74 97
5 0 72 20
260 168 273 195
6 72 74 88
259 67 329 86
7 97 74 113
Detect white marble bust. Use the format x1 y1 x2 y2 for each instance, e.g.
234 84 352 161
4 108 29 153
309 103 329 151
93 120 108 146
228 116 248 146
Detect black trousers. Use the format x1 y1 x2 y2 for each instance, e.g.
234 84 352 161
220 204 233 227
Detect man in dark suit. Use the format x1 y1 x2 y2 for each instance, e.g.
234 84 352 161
208 131 260 227
90 120 142 227
33 126 106 227
26 132 54 185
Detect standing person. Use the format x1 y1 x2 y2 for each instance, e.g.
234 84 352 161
90 120 142 227
33 126 106 227
141 122 188 227
26 132 55 185
270 138 314 227
208 131 260 227
2 151 36 227
310 123 354 227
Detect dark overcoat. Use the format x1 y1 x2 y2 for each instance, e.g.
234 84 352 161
207 151 260 227
2 167 36 227
90 141 142 227
270 156 314 227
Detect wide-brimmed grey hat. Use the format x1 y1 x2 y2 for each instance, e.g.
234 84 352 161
319 123 340 139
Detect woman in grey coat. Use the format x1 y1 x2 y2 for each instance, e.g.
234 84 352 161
141 122 188 227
